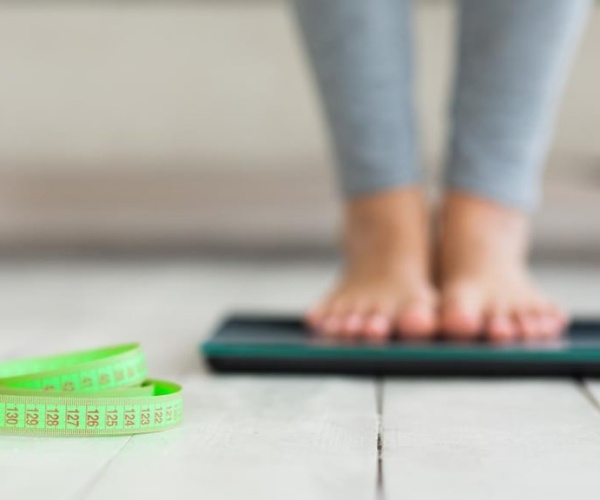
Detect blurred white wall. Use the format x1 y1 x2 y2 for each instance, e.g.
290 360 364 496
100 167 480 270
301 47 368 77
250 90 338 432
0 2 598 253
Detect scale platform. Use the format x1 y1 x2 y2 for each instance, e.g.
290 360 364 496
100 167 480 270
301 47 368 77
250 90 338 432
201 314 600 377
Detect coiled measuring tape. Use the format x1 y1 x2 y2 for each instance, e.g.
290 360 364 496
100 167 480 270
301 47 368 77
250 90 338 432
0 344 182 436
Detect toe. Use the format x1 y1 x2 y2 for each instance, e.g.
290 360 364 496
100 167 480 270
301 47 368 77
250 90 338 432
514 310 544 340
321 314 343 336
314 295 361 337
557 310 570 329
306 293 338 332
305 305 325 330
486 309 518 343
364 312 393 339
515 298 567 340
535 302 568 339
538 313 563 339
339 310 366 338
441 286 484 340
548 304 570 333
442 309 483 340
396 297 438 339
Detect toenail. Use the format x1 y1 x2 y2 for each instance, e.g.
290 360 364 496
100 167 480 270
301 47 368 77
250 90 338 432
490 318 510 330
443 312 482 337
489 315 514 337
369 316 391 335
398 310 436 336
346 314 362 328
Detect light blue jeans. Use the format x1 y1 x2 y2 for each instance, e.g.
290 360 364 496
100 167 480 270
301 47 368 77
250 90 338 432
292 0 591 210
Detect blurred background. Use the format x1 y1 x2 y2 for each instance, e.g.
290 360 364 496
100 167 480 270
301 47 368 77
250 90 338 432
0 0 598 257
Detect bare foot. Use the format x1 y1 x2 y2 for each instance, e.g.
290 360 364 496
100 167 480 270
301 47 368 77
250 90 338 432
438 192 567 342
307 189 437 340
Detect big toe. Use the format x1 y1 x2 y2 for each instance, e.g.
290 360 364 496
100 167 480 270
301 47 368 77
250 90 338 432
364 313 393 339
441 285 484 339
396 298 438 339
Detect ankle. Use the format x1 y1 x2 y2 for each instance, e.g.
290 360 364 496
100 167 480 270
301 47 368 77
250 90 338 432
440 191 532 274
342 188 432 277
442 191 529 232
346 188 427 227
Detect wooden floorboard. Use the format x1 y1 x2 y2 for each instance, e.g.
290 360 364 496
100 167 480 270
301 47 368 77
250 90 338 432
383 380 600 499
2 259 600 499
581 380 600 412
81 376 378 500
0 259 380 500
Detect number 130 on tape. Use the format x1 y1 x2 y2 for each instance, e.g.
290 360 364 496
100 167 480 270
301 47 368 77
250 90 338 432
0 344 183 436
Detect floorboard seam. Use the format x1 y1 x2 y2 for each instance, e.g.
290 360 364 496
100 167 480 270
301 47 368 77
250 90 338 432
376 378 385 500
72 435 133 500
576 378 600 416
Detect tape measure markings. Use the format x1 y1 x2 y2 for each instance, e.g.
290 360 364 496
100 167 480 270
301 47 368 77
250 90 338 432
0 344 147 392
0 345 183 436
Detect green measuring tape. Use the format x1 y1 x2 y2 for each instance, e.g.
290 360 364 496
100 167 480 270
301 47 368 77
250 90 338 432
0 344 182 436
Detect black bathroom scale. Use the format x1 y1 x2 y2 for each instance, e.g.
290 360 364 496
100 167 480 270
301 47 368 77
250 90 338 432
201 314 600 377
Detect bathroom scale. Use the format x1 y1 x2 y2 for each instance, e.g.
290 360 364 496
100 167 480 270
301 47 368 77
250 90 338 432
201 314 600 377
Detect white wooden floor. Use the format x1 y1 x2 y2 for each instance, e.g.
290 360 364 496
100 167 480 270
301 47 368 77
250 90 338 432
1 257 600 500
